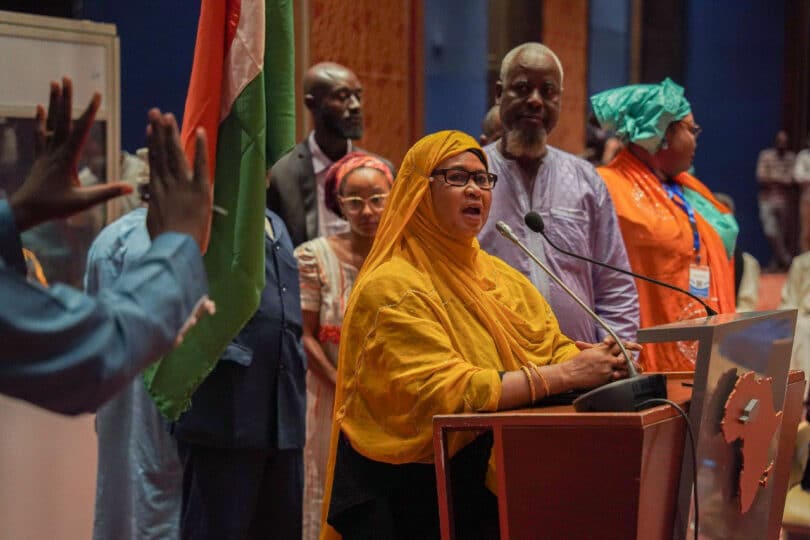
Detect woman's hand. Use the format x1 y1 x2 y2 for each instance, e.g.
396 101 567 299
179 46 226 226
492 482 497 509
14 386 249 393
558 342 631 391
574 336 642 372
497 337 644 411
301 310 338 387
574 335 643 354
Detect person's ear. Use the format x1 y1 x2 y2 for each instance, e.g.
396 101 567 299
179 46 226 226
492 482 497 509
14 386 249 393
661 126 676 150
495 81 503 103
304 93 316 112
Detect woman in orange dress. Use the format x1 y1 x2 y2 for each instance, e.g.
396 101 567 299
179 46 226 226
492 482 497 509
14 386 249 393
592 78 738 371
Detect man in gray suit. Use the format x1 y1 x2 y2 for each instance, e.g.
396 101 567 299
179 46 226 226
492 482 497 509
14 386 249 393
267 62 391 246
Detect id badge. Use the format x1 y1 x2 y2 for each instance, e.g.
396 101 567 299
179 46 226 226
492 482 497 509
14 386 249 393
688 264 711 298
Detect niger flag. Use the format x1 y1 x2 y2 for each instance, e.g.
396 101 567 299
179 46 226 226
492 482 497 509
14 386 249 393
144 0 295 419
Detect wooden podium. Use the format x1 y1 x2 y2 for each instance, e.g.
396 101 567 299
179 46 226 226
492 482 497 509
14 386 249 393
433 311 806 539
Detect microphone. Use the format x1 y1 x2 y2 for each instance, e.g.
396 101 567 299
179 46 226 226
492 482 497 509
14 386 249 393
523 210 717 316
496 221 667 412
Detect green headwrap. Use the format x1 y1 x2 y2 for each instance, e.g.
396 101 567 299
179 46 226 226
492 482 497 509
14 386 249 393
590 78 691 154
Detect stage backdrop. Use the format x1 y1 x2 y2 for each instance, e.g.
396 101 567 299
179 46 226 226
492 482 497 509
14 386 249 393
306 0 424 166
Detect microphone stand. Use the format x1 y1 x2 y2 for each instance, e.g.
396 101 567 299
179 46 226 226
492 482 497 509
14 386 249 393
524 211 717 316
496 221 667 412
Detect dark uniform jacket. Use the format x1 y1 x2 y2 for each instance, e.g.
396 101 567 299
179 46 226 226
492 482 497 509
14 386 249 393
172 210 306 450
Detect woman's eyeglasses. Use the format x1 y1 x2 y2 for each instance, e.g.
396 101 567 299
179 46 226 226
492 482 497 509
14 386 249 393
338 193 389 213
431 168 497 190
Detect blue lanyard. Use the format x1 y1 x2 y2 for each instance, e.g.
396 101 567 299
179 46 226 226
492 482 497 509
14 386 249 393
662 182 701 263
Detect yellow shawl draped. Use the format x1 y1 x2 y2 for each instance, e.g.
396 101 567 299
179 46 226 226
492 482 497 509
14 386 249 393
320 131 578 539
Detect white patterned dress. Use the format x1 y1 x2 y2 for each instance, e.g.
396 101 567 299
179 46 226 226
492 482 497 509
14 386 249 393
294 236 359 540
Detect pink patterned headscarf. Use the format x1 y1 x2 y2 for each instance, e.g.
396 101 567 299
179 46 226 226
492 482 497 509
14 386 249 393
324 151 394 218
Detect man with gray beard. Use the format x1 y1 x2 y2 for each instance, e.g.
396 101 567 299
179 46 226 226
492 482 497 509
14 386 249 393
478 42 639 345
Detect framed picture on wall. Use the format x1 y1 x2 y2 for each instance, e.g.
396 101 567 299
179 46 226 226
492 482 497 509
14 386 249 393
0 10 120 287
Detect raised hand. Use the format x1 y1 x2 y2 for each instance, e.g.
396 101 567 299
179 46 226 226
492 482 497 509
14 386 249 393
9 78 133 231
144 109 212 252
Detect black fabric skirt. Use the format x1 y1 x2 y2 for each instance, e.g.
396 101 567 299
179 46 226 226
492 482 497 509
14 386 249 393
327 431 499 540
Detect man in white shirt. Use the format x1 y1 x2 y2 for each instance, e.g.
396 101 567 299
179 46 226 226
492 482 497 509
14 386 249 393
757 130 797 270
793 133 810 253
267 62 392 246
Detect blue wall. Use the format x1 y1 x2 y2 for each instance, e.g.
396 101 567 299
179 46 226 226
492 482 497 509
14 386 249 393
77 2 200 152
685 0 785 264
424 0 488 139
588 0 631 96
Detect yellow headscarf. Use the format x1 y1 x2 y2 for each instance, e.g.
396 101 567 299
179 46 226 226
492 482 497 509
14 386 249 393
320 131 577 539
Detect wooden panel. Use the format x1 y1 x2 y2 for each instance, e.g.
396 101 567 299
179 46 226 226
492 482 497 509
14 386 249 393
767 376 808 538
308 0 423 166
435 375 694 539
499 425 644 539
638 412 687 538
542 0 588 155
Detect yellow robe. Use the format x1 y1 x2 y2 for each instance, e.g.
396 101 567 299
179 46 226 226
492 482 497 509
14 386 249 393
320 131 579 538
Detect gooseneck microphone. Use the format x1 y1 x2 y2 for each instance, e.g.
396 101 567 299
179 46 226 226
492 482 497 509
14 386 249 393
523 210 718 317
496 221 667 412
496 222 636 375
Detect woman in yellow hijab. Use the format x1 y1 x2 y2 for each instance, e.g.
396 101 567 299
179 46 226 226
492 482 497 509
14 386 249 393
322 131 633 539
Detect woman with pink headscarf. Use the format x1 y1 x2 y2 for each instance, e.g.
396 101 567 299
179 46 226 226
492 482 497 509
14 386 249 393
293 152 393 540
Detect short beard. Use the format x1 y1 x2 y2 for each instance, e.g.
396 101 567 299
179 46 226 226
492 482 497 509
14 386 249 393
341 124 363 140
323 114 363 140
503 129 546 160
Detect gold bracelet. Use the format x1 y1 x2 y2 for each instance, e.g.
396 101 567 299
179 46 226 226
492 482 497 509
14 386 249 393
521 365 537 403
532 364 552 399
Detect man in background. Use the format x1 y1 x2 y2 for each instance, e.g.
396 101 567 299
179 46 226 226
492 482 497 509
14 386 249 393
793 133 810 253
267 61 392 246
757 130 796 270
172 179 305 539
87 152 183 540
478 42 638 344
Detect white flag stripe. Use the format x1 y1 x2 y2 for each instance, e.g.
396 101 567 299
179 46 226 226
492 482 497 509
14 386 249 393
220 0 265 121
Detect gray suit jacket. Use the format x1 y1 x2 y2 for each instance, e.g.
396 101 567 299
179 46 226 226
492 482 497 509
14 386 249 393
266 140 394 247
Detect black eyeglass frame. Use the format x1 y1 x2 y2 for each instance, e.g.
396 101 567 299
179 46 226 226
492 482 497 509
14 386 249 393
430 168 498 190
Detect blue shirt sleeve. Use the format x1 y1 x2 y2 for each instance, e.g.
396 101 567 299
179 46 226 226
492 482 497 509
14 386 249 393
0 199 27 275
0 231 208 415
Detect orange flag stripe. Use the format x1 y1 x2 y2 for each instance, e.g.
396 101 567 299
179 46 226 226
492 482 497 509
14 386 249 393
179 0 242 182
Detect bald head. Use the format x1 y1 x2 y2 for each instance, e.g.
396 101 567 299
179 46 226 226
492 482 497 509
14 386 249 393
304 62 364 142
500 42 564 87
496 42 564 161
304 62 357 102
